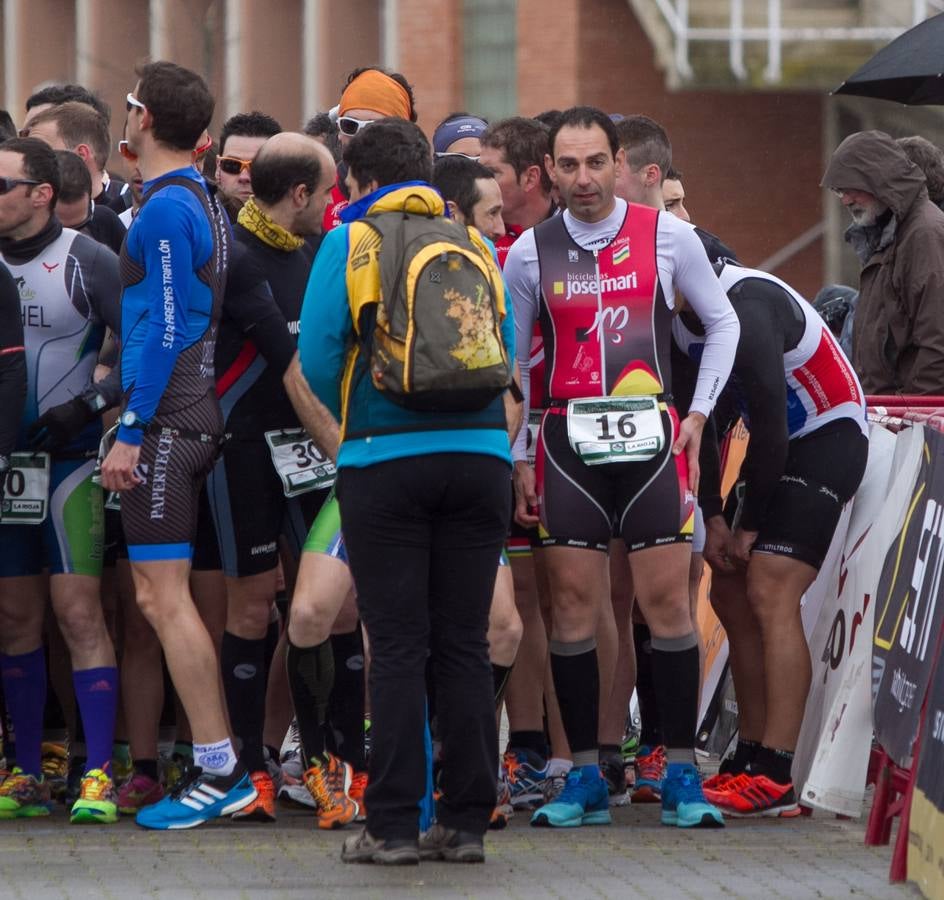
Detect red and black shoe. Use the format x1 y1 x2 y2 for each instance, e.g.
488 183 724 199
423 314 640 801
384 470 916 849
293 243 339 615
712 773 801 818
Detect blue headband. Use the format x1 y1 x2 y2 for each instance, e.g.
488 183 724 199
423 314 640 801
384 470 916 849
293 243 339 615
433 116 488 154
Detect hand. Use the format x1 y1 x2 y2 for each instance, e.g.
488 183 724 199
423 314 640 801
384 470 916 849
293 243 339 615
728 527 758 568
27 398 95 452
513 460 540 528
703 515 735 574
101 440 143 492
672 411 706 496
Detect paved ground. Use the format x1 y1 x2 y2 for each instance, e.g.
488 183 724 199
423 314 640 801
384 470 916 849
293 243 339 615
0 796 917 900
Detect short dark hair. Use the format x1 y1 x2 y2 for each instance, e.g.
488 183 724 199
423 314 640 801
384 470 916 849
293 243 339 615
0 110 15 142
897 135 944 206
343 118 431 192
25 83 111 124
481 117 552 194
534 109 563 131
342 67 418 122
0 137 61 208
54 149 92 203
28 101 111 170
615 115 672 182
219 111 282 156
549 106 620 160
135 61 214 151
432 156 495 220
304 113 342 162
251 142 324 206
665 166 683 181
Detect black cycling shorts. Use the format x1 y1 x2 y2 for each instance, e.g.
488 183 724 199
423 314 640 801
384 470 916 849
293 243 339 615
535 405 693 553
724 417 868 570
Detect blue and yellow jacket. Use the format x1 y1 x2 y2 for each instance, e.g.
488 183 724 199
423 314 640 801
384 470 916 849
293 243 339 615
298 182 516 469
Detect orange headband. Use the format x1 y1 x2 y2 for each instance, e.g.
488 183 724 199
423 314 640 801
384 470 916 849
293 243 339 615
339 70 411 120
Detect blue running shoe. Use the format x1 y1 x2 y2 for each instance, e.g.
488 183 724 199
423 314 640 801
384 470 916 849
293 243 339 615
136 764 256 830
502 748 548 810
661 762 724 829
530 765 611 828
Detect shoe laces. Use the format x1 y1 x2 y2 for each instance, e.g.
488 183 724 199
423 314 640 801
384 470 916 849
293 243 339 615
0 768 32 796
304 760 336 811
638 746 666 780
555 768 590 804
251 771 276 800
670 767 709 805
719 772 754 795
501 750 520 783
169 766 204 800
79 769 113 801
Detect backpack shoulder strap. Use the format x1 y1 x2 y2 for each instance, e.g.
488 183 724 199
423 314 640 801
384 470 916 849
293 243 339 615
465 225 507 318
345 219 384 337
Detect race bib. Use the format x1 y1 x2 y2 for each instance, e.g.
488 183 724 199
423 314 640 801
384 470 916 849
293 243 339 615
566 396 665 465
2 452 51 524
265 428 336 497
526 410 542 467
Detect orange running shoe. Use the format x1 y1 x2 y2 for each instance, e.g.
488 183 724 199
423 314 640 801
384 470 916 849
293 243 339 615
489 780 513 830
232 770 277 822
304 754 358 830
703 772 750 804
349 771 367 822
712 773 801 818
631 746 666 803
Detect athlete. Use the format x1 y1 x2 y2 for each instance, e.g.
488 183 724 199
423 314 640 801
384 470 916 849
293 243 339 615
210 132 337 822
0 137 123 824
100 61 256 829
673 261 868 816
0 261 26 503
506 107 739 830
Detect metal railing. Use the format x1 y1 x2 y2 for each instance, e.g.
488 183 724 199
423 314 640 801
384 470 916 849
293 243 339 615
648 0 943 83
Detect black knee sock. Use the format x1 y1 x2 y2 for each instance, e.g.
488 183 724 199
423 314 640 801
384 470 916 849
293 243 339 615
507 730 548 759
549 639 599 767
492 663 513 711
633 623 661 748
650 634 699 764
220 631 267 772
263 615 280 680
326 629 366 772
749 745 794 784
722 738 760 775
133 758 159 781
286 638 334 766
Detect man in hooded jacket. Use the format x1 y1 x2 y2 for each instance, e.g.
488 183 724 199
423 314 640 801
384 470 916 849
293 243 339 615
821 129 944 395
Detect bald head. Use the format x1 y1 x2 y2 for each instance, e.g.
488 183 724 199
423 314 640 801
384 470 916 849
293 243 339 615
249 131 337 235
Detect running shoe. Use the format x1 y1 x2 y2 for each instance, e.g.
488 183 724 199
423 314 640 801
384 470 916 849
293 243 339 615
600 752 631 806
160 751 192 792
660 762 724 828
231 770 277 822
303 754 358 830
542 769 568 805
502 748 548 810
530 765 611 828
41 741 69 800
0 768 52 819
118 772 164 814
278 748 316 809
419 823 485 863
350 771 368 822
632 745 666 803
135 764 256 830
489 779 513 830
341 827 418 865
70 768 118 824
111 745 134 784
712 773 802 818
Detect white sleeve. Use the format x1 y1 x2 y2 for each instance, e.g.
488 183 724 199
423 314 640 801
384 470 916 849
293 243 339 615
657 216 739 417
503 229 541 462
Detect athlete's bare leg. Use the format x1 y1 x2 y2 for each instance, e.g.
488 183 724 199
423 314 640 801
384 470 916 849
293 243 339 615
504 555 548 735
487 565 522 669
599 548 634 747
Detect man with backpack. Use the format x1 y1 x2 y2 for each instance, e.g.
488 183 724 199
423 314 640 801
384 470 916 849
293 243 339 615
295 117 521 865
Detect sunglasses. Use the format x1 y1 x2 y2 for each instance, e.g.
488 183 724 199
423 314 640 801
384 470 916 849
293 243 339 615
0 177 39 195
126 92 146 113
218 156 253 176
435 151 481 162
194 135 213 158
118 140 138 162
337 116 375 137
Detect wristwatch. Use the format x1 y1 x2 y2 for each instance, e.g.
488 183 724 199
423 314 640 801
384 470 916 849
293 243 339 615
119 410 149 431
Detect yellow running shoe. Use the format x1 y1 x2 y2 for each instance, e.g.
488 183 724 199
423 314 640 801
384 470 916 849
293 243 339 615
303 754 358 830
70 768 118 824
0 768 52 818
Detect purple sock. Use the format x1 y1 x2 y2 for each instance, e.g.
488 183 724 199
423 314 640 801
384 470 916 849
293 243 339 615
0 648 46 778
72 667 118 774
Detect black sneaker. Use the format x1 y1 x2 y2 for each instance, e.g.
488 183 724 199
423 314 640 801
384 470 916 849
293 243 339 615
600 752 630 806
341 827 419 865
419 823 485 863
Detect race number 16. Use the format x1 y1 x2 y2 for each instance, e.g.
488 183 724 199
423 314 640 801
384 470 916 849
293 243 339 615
595 413 636 442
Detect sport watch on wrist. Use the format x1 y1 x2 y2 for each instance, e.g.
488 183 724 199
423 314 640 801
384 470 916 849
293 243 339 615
119 410 148 431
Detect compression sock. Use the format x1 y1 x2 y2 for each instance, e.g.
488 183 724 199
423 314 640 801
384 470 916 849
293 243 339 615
193 737 237 777
749 745 795 785
633 623 661 749
650 633 699 766
492 663 513 711
507 730 548 759
286 639 334 765
549 638 600 769
220 631 267 772
326 629 366 771
263 614 280 679
0 649 46 777
722 738 761 775
133 758 159 781
72 667 118 774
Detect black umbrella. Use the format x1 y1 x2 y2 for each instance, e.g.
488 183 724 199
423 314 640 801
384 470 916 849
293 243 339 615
834 12 944 105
